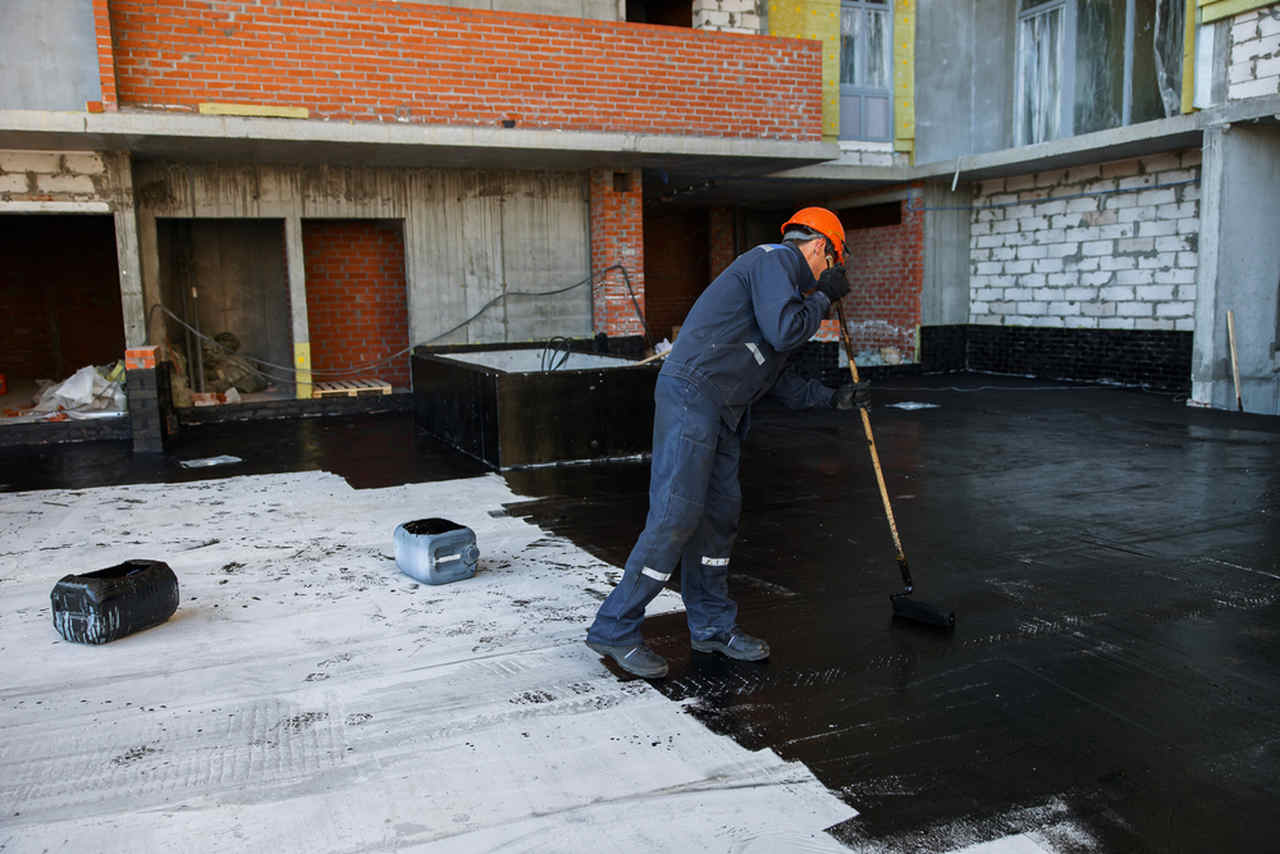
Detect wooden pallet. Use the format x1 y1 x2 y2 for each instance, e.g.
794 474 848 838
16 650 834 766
311 379 392 399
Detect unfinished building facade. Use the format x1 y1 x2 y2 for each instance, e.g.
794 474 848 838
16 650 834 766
0 0 1277 432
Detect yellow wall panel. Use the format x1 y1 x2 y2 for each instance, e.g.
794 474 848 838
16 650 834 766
893 0 916 158
1198 0 1275 23
1182 0 1197 112
770 0 842 141
294 341 312 400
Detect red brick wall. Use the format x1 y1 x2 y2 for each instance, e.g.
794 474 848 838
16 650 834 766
590 169 646 338
302 220 410 388
107 0 822 140
92 0 118 111
817 192 924 358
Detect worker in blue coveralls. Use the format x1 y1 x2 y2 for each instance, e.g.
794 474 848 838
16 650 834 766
586 207 870 678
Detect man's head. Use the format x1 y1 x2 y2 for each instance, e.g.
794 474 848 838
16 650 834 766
780 207 848 279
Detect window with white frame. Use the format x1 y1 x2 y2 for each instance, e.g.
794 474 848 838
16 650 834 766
1016 0 1186 147
1016 0 1071 146
839 0 893 142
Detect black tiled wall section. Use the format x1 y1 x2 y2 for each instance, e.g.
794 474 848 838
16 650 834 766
965 326 1192 393
920 324 1192 394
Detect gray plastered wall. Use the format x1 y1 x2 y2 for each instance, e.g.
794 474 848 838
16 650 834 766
132 162 593 360
1193 124 1280 414
915 0 1017 166
0 0 102 111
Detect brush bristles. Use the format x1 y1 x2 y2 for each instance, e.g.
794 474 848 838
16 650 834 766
890 594 955 628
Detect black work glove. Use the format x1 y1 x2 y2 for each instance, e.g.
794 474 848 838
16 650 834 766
815 264 850 303
831 380 871 410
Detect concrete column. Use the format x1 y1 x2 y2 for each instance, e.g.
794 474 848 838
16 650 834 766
136 210 165 349
285 216 312 399
921 181 971 327
106 153 147 347
1191 124 1280 413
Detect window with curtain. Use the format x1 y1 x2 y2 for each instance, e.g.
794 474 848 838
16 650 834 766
1016 0 1068 146
839 0 893 142
1016 0 1185 147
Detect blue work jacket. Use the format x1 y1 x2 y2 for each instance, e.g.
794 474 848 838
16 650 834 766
660 242 836 430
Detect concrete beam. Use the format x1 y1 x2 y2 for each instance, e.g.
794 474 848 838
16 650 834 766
0 110 839 176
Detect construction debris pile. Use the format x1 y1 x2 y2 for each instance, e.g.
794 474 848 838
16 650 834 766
3 362 128 422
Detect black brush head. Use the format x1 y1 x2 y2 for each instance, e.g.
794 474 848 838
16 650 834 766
890 593 956 629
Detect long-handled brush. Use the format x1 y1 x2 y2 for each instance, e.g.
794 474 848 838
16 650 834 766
834 301 955 629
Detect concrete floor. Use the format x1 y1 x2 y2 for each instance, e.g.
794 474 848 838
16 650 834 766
2 374 1278 852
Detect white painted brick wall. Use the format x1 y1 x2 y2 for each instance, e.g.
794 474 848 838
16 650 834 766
969 149 1201 332
1228 5 1280 100
692 0 761 33
0 149 109 201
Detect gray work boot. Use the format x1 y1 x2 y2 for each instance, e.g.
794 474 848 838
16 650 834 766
586 640 669 678
691 628 770 661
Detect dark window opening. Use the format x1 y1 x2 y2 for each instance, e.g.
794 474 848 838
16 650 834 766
613 172 634 193
626 0 692 27
839 202 902 230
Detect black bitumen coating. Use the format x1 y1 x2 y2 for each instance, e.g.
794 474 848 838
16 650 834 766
505 375 1280 852
0 413 487 493
4 374 1278 851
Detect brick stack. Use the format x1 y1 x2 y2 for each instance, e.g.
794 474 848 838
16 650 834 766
125 346 174 453
105 0 821 140
302 221 410 388
970 150 1201 331
590 169 646 338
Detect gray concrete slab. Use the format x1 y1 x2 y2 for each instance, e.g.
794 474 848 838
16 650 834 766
0 110 839 175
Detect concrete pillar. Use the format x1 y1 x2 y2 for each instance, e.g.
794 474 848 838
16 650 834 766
921 181 971 327
285 216 312 399
137 211 164 348
106 153 146 347
1191 124 1280 413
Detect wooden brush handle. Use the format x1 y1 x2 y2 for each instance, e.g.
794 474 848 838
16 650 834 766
834 301 911 585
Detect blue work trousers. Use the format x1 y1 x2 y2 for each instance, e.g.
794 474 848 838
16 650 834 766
586 374 742 646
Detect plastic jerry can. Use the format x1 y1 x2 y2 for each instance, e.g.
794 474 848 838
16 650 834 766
394 518 479 585
51 559 180 644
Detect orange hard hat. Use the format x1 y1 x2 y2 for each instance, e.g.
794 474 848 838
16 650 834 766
780 207 847 264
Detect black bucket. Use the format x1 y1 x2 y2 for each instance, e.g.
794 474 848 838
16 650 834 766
51 559 180 644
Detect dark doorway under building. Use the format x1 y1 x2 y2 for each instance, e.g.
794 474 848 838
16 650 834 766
643 206 709 344
156 218 294 403
626 0 691 27
0 214 124 413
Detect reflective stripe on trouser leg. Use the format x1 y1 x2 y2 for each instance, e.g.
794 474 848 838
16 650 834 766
681 417 743 642
586 376 722 647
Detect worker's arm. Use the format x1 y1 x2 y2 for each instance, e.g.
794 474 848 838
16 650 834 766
749 251 830 352
768 367 836 410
